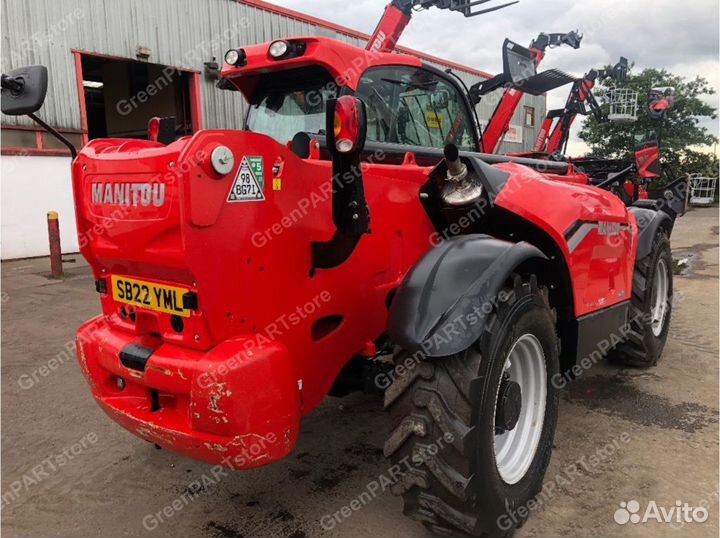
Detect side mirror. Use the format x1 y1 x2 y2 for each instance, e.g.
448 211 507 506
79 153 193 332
1 65 48 116
326 96 367 156
502 39 537 85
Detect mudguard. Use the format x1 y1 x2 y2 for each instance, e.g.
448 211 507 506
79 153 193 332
662 175 691 219
628 206 672 260
388 235 546 357
635 175 689 223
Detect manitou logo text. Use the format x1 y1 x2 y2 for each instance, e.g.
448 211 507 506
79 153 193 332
598 221 624 236
370 30 386 53
91 183 165 207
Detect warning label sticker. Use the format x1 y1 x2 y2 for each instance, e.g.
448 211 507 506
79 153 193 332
227 156 265 202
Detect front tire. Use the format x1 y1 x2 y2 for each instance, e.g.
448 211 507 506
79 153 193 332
384 275 559 538
610 231 673 367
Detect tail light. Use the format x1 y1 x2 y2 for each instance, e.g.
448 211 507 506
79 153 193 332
148 117 160 142
328 96 367 155
147 116 176 145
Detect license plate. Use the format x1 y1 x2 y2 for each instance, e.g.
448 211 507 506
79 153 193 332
111 276 190 317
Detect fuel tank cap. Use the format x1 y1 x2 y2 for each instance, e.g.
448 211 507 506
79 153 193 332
210 146 235 176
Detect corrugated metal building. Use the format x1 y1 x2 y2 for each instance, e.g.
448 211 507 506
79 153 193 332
1 0 545 258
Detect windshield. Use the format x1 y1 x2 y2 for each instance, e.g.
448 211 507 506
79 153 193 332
356 66 476 151
245 67 337 145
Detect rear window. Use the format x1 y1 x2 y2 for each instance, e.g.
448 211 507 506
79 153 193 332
245 67 337 145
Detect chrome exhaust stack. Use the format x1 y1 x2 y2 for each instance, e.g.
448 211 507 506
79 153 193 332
441 144 484 206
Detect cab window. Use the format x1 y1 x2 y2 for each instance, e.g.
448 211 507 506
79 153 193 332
246 66 337 144
355 66 476 151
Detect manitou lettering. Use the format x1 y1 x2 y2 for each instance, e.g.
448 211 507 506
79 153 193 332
91 183 165 207
370 30 386 53
598 221 624 236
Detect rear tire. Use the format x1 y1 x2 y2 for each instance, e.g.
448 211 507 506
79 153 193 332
384 275 559 538
610 232 672 367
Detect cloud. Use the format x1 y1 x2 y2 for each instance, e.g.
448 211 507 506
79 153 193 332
269 0 720 148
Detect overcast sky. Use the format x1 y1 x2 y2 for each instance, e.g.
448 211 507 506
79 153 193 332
270 0 720 154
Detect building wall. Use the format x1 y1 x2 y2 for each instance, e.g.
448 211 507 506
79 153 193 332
1 0 545 258
1 156 78 259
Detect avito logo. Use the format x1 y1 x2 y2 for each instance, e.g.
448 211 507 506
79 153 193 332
614 499 709 525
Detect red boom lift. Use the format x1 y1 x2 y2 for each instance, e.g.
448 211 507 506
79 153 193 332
367 0 521 54
471 32 582 152
561 74 682 205
534 57 629 156
1 2 686 536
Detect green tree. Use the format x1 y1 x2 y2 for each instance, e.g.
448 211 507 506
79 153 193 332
679 148 719 177
579 66 718 177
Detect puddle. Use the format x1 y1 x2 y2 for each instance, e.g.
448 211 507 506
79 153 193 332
564 375 717 433
672 246 714 277
206 521 244 538
673 254 695 275
206 515 308 538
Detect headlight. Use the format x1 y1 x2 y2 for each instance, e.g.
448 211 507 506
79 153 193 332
224 48 246 66
269 40 289 59
224 49 239 65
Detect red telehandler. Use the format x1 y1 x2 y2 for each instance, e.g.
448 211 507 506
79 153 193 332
471 31 582 153
515 56 654 201
1 1 682 536
503 56 687 208
533 57 629 156
559 78 684 206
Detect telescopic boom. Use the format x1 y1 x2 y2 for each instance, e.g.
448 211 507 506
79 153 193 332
366 0 519 54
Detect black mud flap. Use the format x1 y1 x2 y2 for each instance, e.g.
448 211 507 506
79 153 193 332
628 206 672 259
660 175 690 220
633 175 689 248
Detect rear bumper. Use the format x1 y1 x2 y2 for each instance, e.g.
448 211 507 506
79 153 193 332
76 316 300 467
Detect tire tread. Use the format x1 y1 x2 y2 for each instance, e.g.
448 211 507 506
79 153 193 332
384 275 556 537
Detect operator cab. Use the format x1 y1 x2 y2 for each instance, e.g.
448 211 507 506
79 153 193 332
231 35 575 166
240 63 479 163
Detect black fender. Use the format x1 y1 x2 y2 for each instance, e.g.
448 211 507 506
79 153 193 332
628 206 672 260
387 235 546 357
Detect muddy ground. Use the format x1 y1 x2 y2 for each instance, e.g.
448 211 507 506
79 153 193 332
2 207 718 538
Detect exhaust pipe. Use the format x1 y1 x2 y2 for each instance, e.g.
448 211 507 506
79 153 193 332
441 144 484 206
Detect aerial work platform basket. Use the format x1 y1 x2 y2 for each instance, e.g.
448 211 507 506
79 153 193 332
607 88 639 122
689 175 717 206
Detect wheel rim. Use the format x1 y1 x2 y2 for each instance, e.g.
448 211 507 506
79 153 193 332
651 258 669 337
493 334 547 485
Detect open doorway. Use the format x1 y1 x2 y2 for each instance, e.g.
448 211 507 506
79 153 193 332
79 54 197 141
